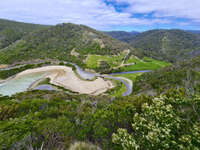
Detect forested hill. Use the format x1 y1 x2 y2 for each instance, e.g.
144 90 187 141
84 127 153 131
186 30 200 34
0 19 49 49
103 31 140 43
128 29 200 62
0 23 139 65
132 55 200 96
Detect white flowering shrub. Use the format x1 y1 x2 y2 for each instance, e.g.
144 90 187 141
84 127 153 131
112 96 200 149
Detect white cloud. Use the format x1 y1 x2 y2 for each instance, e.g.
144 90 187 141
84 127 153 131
113 0 200 23
0 0 173 30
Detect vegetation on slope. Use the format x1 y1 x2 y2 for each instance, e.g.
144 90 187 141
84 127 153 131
0 88 199 149
103 31 140 43
0 18 49 49
187 30 200 34
0 19 200 150
129 29 200 62
86 54 170 73
0 23 139 69
132 55 200 96
113 93 200 149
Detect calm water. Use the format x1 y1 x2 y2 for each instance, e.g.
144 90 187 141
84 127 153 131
34 84 56 91
69 62 96 80
109 70 151 75
0 62 151 96
0 73 45 96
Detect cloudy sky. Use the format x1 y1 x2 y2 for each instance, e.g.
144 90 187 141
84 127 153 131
0 0 200 31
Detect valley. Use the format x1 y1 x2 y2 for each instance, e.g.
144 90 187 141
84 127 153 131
0 19 200 150
0 61 150 97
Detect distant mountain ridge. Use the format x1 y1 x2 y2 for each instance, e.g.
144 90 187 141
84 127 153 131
104 29 200 63
1 18 200 66
186 30 200 34
128 29 200 62
103 31 140 43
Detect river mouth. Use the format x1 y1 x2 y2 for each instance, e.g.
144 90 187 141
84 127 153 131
0 63 147 97
0 65 114 96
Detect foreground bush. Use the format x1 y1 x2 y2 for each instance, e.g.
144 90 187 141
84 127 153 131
69 142 101 150
112 95 200 149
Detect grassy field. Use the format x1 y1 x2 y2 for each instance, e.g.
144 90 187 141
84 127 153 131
123 56 171 71
86 53 126 69
86 54 171 72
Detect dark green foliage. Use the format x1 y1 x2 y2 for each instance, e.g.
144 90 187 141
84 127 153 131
1 19 200 150
132 56 200 95
0 91 138 149
103 31 140 43
98 61 111 73
187 30 200 34
128 29 200 62
0 23 138 68
0 89 200 149
113 91 200 149
0 18 49 49
0 63 46 79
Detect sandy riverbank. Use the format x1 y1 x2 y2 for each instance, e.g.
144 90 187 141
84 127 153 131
0 64 9 69
16 66 114 95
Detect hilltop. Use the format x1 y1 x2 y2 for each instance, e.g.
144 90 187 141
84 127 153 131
0 23 139 67
0 19 49 49
106 29 200 63
127 29 200 62
103 31 140 43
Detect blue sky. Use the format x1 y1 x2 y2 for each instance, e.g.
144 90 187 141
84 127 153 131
0 0 200 32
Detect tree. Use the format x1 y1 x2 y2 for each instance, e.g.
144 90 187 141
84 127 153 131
112 96 200 149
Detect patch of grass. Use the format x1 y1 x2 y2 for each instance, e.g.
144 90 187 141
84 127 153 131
86 54 126 69
86 54 171 73
37 78 51 85
124 56 170 70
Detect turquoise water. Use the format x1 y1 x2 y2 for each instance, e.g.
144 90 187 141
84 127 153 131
0 73 45 96
0 62 151 97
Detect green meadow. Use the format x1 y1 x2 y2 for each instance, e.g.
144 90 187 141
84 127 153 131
86 54 171 72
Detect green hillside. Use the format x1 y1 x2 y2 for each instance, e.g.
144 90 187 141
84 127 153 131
103 31 140 43
86 54 170 73
129 29 200 62
0 23 139 68
0 83 200 149
132 55 200 96
0 19 49 49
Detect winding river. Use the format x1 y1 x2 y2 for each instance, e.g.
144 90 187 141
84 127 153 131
0 63 150 96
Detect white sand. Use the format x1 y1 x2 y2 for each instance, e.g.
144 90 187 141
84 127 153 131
16 66 114 95
0 64 8 69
